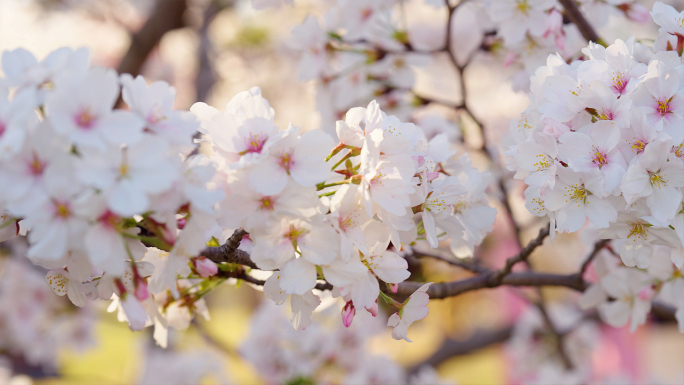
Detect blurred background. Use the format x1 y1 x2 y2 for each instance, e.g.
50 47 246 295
1 0 683 384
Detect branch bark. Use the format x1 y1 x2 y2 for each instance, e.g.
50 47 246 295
490 226 549 285
117 0 187 78
407 326 514 374
200 228 258 269
558 0 605 46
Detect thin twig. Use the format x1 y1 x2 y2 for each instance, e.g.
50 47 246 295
576 239 610 282
534 294 574 370
413 250 490 274
489 226 549 285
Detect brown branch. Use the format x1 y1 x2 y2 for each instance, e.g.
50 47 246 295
413 250 490 274
407 326 514 374
534 294 574 370
576 239 610 282
558 0 606 46
195 2 221 103
117 0 187 78
394 271 586 299
489 226 549 285
200 228 258 269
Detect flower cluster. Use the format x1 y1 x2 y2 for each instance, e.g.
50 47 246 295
241 300 453 385
285 0 653 125
482 0 650 90
287 0 460 128
0 47 223 346
0 248 95 372
506 2 684 332
194 87 495 337
0 41 497 344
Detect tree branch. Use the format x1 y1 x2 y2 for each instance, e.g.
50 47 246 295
117 0 187 78
200 228 258 269
412 250 489 274
489 226 549 285
576 239 610 281
407 326 514 374
558 0 606 46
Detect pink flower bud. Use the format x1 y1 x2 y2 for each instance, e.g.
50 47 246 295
160 225 176 246
366 300 378 317
194 256 218 278
503 51 518 67
543 10 565 51
638 286 655 301
388 283 399 294
342 301 355 327
134 278 149 301
177 217 187 230
623 4 650 23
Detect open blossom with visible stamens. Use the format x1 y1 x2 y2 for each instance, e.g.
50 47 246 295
120 74 198 146
545 166 617 233
249 124 335 195
46 67 145 150
621 140 684 222
598 211 681 268
558 120 627 195
514 132 560 188
632 60 684 143
75 136 178 218
0 87 37 160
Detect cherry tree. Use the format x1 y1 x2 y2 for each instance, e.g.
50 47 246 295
0 0 683 383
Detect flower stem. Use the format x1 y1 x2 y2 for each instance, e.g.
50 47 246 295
378 291 404 310
316 179 351 191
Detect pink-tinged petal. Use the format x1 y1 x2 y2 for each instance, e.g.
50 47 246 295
599 300 630 328
422 210 438 248
341 301 355 327
366 300 378 317
351 271 380 310
107 179 149 218
371 251 410 283
249 157 288 195
590 120 621 150
620 163 650 203
585 196 617 229
280 258 317 295
99 110 145 145
194 256 218 278
121 296 149 331
387 312 400 327
290 291 320 331
647 185 682 222
46 271 68 296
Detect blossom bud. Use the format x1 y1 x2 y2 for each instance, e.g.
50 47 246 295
134 278 149 301
503 51 517 67
177 217 187 230
366 300 378 317
638 286 655 301
342 301 356 327
194 256 218 278
388 283 398 293
619 3 650 23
